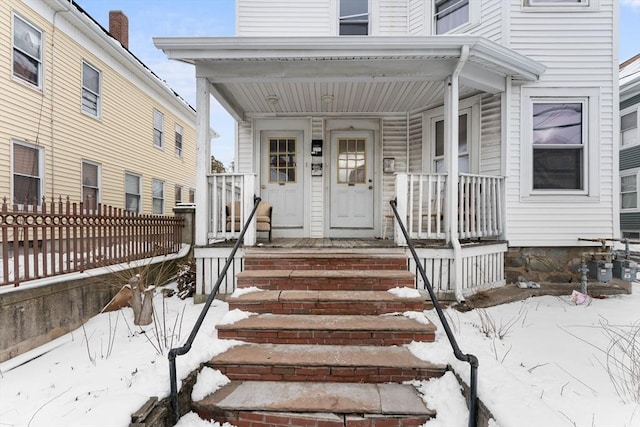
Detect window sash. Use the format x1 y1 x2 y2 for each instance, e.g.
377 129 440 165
13 16 42 86
82 62 100 116
339 0 369 35
175 125 183 156
175 185 183 204
152 180 164 214
621 175 638 209
621 111 638 148
435 0 469 34
125 173 141 213
153 110 164 147
433 114 469 173
13 143 42 204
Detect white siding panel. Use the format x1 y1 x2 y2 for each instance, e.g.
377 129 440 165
408 112 423 172
479 93 501 176
311 117 324 237
237 121 253 174
506 0 616 246
375 0 408 35
408 0 425 35
382 115 408 238
237 0 333 36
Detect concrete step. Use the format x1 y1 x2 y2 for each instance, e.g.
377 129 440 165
226 290 427 315
236 269 416 291
192 381 436 426
216 314 436 345
206 343 446 383
243 252 408 271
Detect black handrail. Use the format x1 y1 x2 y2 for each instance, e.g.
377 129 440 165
168 196 262 422
390 198 478 427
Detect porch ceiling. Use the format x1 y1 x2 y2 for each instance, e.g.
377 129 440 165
154 36 545 121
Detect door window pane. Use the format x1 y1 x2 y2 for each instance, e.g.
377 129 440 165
269 138 297 183
337 138 366 184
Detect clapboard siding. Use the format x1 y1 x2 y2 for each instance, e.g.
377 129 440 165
237 121 253 174
382 115 408 236
376 0 408 35
622 94 640 111
472 0 503 42
620 146 640 171
237 0 334 36
311 117 324 237
505 0 616 246
621 213 640 233
1 0 196 212
408 112 423 173
408 0 424 35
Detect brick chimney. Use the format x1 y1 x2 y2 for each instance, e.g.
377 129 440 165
109 10 129 49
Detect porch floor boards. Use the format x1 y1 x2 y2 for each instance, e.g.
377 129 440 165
207 237 504 249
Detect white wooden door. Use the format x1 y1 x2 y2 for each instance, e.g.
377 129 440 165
261 131 304 229
330 131 374 229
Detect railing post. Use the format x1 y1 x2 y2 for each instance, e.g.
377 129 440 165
394 173 408 246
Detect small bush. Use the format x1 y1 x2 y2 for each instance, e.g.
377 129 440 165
176 259 196 299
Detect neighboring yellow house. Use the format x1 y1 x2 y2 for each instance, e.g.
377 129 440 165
0 0 197 214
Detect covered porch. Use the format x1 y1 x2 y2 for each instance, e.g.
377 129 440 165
154 35 544 297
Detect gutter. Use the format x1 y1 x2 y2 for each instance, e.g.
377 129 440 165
451 45 469 304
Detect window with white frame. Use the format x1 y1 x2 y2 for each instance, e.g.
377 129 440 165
153 109 164 148
621 170 639 211
434 0 469 34
82 161 100 210
188 188 195 203
523 0 594 11
13 14 43 88
621 109 639 148
152 179 164 214
339 0 369 35
125 173 141 213
175 185 183 205
422 96 480 174
82 61 101 117
12 141 43 205
521 87 599 197
175 124 183 156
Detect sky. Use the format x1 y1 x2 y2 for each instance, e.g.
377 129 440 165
73 0 640 170
1 278 639 426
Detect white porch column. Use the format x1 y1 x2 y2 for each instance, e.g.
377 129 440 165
195 76 211 247
243 174 257 246
444 75 459 244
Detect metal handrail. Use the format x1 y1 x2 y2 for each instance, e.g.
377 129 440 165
390 198 478 427
168 195 262 422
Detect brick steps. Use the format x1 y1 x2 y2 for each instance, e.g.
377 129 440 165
191 250 449 426
206 343 446 383
192 381 435 426
236 269 416 291
216 314 436 345
227 290 426 315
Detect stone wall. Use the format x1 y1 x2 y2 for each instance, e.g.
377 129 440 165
505 246 605 284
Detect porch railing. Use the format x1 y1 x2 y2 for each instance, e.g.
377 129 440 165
0 197 183 287
207 173 255 241
396 173 504 241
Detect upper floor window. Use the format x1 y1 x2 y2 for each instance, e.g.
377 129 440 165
12 141 43 205
175 124 183 157
434 0 469 34
339 0 369 35
523 0 593 11
153 109 164 148
125 172 141 213
82 61 101 117
13 15 43 88
621 171 638 211
82 161 101 210
621 109 639 148
152 179 165 214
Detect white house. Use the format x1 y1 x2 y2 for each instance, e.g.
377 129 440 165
154 0 618 300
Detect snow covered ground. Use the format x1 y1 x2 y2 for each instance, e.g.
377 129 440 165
1 282 639 427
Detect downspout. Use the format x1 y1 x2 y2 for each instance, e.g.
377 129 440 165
50 0 73 198
450 45 469 303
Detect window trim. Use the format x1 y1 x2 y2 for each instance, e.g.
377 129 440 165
621 106 640 150
520 87 600 200
125 172 142 214
175 185 183 205
12 140 44 205
12 13 43 89
432 0 480 35
81 160 101 209
153 109 164 148
81 61 101 118
152 179 165 215
620 168 640 213
422 95 480 174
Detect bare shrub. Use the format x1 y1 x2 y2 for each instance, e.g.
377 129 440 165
601 319 640 404
475 305 528 340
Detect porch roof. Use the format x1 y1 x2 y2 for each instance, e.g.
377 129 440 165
154 36 545 121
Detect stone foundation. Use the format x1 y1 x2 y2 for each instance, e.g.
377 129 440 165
505 246 607 284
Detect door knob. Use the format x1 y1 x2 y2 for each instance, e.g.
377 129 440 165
261 185 266 189
368 186 373 190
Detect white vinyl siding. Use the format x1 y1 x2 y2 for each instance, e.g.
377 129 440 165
375 0 407 35
507 0 615 246
237 0 334 36
13 14 43 89
382 115 408 237
479 93 502 175
237 121 253 173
